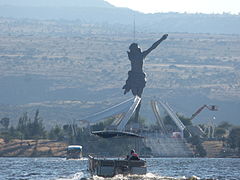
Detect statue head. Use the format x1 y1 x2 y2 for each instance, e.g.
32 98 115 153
129 43 141 53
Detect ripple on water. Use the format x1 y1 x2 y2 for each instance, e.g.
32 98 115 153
0 158 240 180
89 173 201 180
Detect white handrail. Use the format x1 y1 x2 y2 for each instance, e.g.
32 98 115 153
80 96 140 127
117 96 141 131
158 100 186 133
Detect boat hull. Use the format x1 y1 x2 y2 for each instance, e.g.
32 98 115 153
88 155 147 177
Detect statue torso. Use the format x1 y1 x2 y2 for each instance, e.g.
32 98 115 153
129 52 144 73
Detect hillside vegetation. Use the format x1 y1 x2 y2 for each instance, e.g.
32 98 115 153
0 17 239 126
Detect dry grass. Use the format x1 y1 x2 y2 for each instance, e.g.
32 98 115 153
202 141 223 158
0 139 68 157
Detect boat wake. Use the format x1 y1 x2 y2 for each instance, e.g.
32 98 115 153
56 172 213 180
56 172 86 180
91 173 201 180
65 158 88 161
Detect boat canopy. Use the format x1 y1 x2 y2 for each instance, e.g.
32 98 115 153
92 130 143 138
67 145 82 150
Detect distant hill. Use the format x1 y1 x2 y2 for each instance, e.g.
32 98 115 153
0 0 240 128
0 0 114 8
0 2 240 34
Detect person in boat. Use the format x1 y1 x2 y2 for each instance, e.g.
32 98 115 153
122 34 168 121
129 149 140 160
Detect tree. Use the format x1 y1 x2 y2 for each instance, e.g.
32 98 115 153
177 113 192 126
196 143 207 157
17 112 31 139
16 110 46 139
214 127 226 138
48 125 64 141
127 115 146 126
32 109 46 139
164 115 176 126
218 121 232 130
227 127 240 151
188 135 201 145
0 117 10 129
187 135 207 157
91 117 115 131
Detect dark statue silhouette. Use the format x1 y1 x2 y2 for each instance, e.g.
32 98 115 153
123 34 168 121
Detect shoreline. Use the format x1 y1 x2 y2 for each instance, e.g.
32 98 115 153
0 138 239 158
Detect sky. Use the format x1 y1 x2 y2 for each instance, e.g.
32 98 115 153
105 0 240 14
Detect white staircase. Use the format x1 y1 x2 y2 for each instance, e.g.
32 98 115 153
143 134 193 157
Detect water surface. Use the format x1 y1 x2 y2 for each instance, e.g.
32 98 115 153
0 157 239 180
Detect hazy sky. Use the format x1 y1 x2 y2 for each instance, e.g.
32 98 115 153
105 0 240 14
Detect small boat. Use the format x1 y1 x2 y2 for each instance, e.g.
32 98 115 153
88 155 147 177
66 145 82 159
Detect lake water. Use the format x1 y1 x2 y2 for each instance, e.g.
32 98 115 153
0 157 239 180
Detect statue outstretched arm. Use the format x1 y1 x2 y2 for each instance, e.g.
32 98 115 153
143 34 168 58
